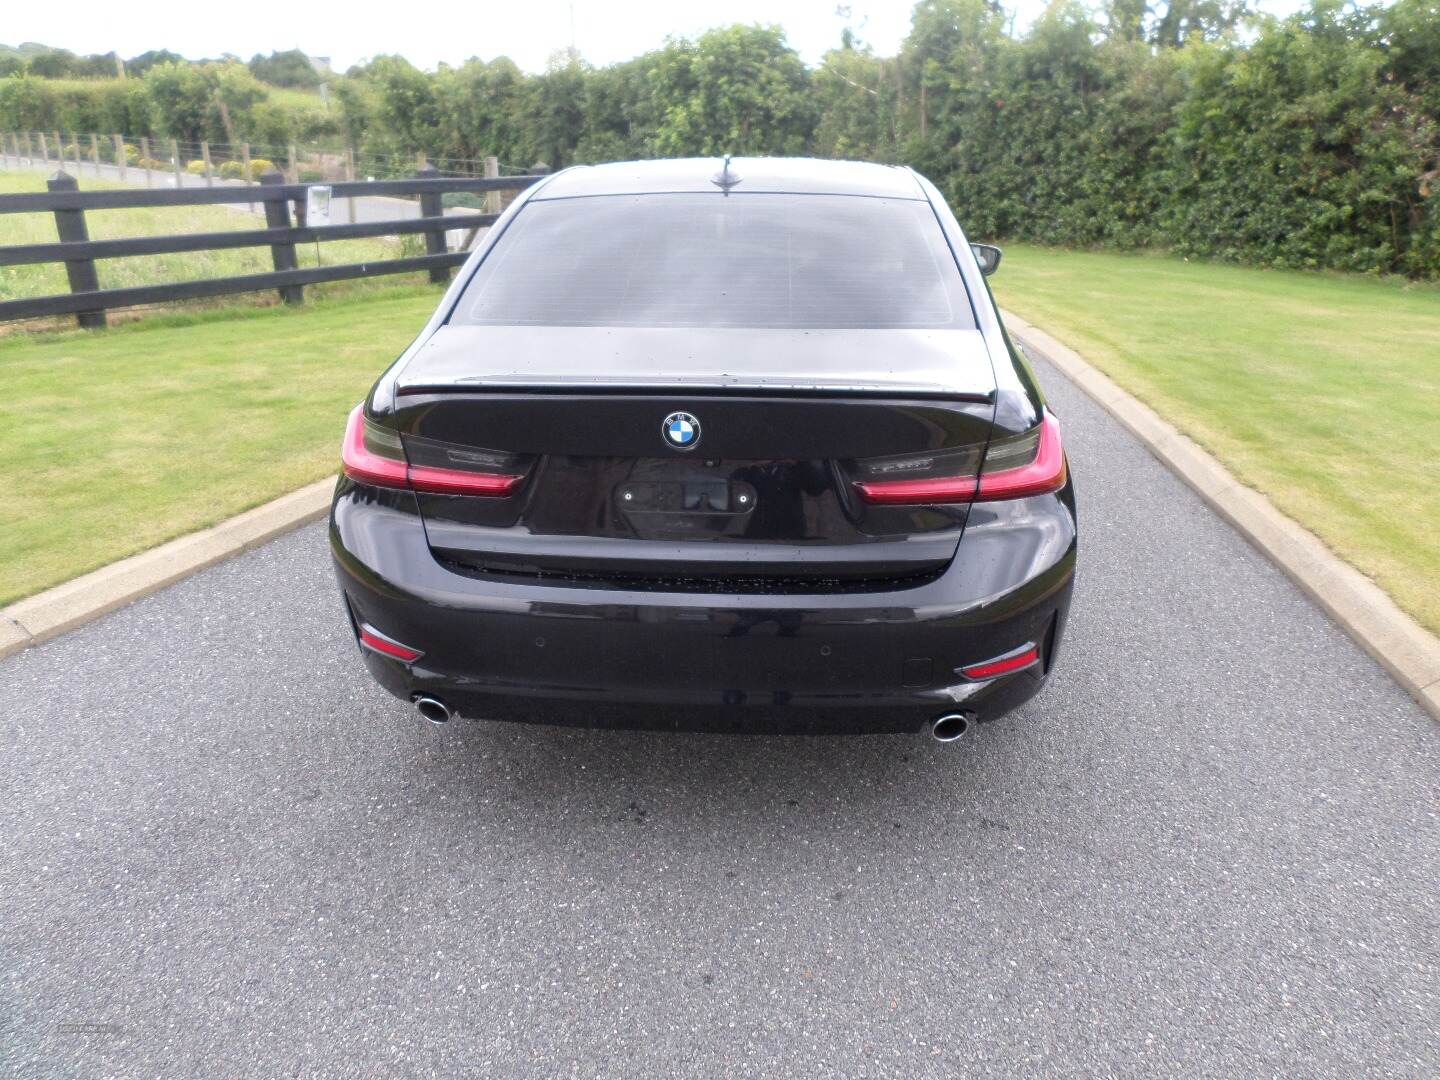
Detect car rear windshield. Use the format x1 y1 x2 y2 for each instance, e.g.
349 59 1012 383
452 193 975 330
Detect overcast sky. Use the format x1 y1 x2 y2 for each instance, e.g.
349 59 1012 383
8 0 1314 74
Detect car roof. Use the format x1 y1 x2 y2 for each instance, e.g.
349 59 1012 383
531 157 925 201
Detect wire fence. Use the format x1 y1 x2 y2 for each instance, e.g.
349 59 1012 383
1 130 541 189
0 130 546 227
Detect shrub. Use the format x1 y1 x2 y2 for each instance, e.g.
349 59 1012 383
247 157 276 180
98 142 142 166
0 75 55 130
244 100 297 147
218 160 246 179
185 158 207 175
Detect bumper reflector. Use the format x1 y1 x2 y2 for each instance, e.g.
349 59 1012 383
959 643 1039 681
358 623 424 663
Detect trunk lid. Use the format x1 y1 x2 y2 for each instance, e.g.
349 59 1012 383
391 326 998 590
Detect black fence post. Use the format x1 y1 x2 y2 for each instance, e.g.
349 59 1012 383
260 170 302 305
47 171 105 329
414 163 449 284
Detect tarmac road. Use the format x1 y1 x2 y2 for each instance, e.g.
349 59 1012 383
2 353 1436 1077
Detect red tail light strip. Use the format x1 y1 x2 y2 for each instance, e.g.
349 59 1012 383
341 405 408 488
358 623 424 663
976 411 1067 502
854 473 978 505
853 410 1067 506
959 643 1039 681
407 464 523 496
341 405 522 497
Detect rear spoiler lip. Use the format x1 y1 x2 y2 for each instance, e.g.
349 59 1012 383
395 380 995 404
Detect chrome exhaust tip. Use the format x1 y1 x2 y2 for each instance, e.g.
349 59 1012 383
930 712 970 743
414 695 452 725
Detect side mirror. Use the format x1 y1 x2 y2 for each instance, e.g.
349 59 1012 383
971 243 1003 276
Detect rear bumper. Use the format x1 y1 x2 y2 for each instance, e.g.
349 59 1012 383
330 479 1077 734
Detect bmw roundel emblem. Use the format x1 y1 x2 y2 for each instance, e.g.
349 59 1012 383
662 411 701 451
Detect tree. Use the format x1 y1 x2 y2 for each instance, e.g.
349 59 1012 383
141 60 267 145
143 61 210 141
1102 0 1149 41
210 63 268 142
26 48 80 79
522 49 588 168
1100 0 1250 47
438 56 529 163
126 50 185 77
576 53 660 162
1378 0 1440 120
364 55 447 160
811 45 900 161
1151 0 1250 47
646 25 815 157
85 52 121 78
901 0 1007 149
334 75 380 154
248 49 321 89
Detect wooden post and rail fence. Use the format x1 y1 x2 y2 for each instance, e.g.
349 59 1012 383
0 162 543 327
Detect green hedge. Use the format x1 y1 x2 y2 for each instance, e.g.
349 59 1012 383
887 0 1439 275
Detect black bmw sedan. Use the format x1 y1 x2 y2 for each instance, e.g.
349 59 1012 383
331 157 1076 741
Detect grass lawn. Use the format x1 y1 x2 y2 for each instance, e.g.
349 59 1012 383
0 168 420 311
0 286 438 605
993 245 1440 636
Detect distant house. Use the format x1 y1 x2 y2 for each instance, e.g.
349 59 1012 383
307 55 332 74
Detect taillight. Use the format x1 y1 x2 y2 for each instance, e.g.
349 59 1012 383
852 410 1066 505
341 404 408 488
341 404 526 497
975 411 1067 501
851 444 984 505
402 431 528 496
